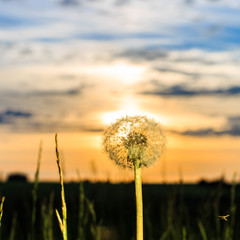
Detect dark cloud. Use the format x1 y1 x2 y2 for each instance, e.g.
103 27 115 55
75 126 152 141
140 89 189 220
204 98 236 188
177 128 217 136
115 0 130 6
19 48 32 56
156 67 201 79
173 115 240 137
31 85 84 96
116 47 218 65
0 108 103 133
141 84 240 97
228 116 240 125
59 0 80 6
75 32 165 42
0 110 32 124
176 126 240 137
116 48 168 61
226 116 240 135
184 0 195 5
7 119 104 133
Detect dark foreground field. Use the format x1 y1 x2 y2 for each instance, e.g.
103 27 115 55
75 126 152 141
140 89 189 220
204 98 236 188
0 180 239 240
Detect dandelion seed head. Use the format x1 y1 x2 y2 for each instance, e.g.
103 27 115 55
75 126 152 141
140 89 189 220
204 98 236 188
103 115 166 168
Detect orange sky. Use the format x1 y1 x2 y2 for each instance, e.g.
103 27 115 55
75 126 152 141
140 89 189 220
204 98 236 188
1 131 239 183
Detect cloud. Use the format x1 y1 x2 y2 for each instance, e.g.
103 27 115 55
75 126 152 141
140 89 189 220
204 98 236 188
0 110 32 124
59 0 79 6
75 32 166 42
172 115 240 137
18 121 104 133
59 74 77 80
155 67 202 80
0 107 103 132
114 0 130 6
116 47 234 67
30 84 84 96
141 84 240 97
176 126 240 137
116 48 168 61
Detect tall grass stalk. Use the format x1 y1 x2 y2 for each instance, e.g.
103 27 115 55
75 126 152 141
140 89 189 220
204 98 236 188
30 140 43 240
76 172 101 240
9 214 17 240
0 196 5 228
197 221 208 240
213 181 222 240
182 226 187 240
76 171 87 240
55 133 68 240
86 198 101 240
41 194 54 240
224 174 237 240
77 180 85 240
134 159 143 240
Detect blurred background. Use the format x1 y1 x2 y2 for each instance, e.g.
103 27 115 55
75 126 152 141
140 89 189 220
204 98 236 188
1 0 240 183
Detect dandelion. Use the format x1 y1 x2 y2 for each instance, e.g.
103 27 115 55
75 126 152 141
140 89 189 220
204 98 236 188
103 115 166 168
103 115 166 240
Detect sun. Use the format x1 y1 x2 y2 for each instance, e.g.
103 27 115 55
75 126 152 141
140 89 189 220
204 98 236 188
101 95 142 125
101 110 135 125
101 110 168 126
73 62 146 85
100 93 168 127
103 63 145 85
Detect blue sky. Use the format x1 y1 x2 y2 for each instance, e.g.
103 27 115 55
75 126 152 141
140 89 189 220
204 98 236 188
0 0 240 182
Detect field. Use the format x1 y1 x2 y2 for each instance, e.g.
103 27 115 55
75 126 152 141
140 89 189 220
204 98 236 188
0 179 239 240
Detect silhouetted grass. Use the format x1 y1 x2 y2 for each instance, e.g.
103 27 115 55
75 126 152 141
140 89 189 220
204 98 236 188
29 140 42 240
1 179 240 240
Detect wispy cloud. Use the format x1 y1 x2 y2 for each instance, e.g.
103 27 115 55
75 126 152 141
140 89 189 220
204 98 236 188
0 110 32 124
175 127 240 137
116 48 168 61
171 115 240 137
141 84 240 97
30 85 84 96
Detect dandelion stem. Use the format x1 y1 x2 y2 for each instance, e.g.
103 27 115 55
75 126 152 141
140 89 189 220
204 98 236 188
134 159 143 240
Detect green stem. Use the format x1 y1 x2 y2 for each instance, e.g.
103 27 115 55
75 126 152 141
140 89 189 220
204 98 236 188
55 134 68 240
0 196 5 228
134 159 143 240
31 140 42 240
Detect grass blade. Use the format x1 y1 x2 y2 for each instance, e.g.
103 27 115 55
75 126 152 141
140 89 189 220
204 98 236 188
55 134 68 240
0 197 5 228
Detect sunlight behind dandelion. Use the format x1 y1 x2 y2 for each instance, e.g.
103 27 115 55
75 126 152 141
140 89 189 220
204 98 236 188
102 110 168 126
101 93 168 127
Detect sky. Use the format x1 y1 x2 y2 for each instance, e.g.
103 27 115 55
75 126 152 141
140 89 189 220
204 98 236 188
1 0 240 183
